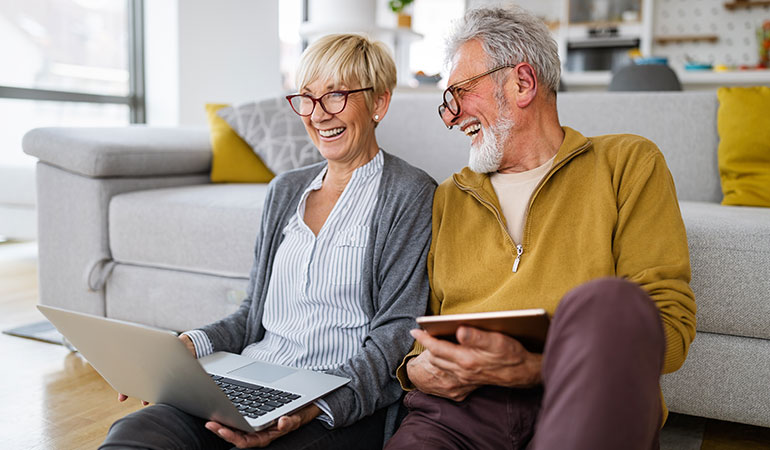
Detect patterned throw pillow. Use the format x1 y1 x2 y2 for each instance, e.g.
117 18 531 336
205 103 274 183
217 98 323 175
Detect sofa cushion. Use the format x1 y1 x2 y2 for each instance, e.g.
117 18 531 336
23 127 212 178
206 103 274 183
680 201 770 340
109 184 268 278
106 264 247 332
218 98 323 175
716 86 770 207
557 92 721 203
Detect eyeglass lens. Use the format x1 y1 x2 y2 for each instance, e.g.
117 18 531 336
442 89 459 116
290 92 347 116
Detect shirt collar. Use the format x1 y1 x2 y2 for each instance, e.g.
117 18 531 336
297 149 384 216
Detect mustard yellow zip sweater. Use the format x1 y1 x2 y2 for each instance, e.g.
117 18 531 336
397 127 697 419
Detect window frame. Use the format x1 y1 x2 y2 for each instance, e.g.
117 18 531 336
0 0 146 124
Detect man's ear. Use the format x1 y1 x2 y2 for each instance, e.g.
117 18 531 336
511 63 538 108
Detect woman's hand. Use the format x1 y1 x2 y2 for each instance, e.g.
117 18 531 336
117 393 149 406
205 404 322 448
179 334 197 358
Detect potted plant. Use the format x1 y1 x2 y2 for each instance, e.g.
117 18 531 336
389 0 414 28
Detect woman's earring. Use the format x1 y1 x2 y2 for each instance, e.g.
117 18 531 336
373 114 379 121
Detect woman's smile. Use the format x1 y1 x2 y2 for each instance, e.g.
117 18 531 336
317 127 346 140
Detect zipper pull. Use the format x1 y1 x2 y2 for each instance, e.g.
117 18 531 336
512 245 523 272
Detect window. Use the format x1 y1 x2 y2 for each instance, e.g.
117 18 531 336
0 0 144 166
279 0 306 92
409 0 465 85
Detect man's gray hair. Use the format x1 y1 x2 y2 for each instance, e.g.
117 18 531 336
446 7 561 95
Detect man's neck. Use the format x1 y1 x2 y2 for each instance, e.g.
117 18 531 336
497 106 564 174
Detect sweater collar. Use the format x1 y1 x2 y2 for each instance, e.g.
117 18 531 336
453 126 591 192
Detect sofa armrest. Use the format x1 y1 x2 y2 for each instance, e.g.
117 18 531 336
22 126 212 178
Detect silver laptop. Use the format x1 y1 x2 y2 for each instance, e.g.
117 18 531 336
38 305 349 433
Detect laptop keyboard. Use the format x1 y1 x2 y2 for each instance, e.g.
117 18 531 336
211 374 301 419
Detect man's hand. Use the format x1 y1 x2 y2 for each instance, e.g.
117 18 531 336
408 326 543 401
117 335 197 405
407 350 480 401
205 404 321 448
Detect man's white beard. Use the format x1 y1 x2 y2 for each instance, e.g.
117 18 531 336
468 115 514 173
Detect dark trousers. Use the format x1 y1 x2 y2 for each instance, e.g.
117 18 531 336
385 278 666 450
100 403 387 450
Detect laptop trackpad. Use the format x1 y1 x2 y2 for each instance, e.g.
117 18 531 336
228 361 297 383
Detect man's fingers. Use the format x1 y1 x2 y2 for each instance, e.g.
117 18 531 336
455 325 483 346
410 328 463 361
426 352 463 373
456 325 512 351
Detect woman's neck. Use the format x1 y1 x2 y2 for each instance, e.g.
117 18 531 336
324 145 379 195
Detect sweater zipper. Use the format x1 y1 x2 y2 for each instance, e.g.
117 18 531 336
522 141 592 246
453 181 522 272
512 244 523 272
454 139 592 274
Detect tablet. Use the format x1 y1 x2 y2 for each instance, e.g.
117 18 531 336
416 308 550 352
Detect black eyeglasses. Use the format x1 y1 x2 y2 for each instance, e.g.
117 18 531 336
438 65 516 127
286 87 373 117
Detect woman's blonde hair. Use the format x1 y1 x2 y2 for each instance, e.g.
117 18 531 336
295 34 397 112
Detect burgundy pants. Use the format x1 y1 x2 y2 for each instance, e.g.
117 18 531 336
386 278 665 450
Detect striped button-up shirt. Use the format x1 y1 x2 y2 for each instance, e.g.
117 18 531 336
241 150 383 368
185 150 383 424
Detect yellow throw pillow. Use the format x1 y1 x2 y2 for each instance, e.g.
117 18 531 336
205 103 274 183
717 86 770 207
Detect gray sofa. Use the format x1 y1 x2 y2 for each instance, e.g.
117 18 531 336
23 91 770 428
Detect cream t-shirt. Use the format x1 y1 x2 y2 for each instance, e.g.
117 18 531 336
490 154 556 244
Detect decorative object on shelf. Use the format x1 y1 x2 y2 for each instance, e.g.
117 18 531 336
759 20 770 68
633 56 669 65
654 35 719 45
414 71 441 85
684 55 713 71
389 0 414 28
684 62 713 70
724 0 770 10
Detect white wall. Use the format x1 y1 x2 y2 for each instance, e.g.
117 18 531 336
145 0 281 126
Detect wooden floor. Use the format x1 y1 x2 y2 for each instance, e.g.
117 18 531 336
2 240 769 449
0 242 143 449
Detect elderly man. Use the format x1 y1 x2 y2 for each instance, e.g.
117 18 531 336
385 7 696 450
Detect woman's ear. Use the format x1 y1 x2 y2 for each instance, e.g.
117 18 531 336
511 63 538 108
372 90 392 124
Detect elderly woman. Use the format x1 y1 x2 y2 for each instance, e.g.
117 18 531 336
100 34 435 450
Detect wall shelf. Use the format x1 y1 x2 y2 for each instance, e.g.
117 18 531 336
724 1 770 10
654 35 719 45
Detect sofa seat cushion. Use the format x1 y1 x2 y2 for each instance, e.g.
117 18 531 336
109 184 268 278
680 201 770 340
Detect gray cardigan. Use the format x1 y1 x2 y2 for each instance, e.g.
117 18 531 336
200 151 436 428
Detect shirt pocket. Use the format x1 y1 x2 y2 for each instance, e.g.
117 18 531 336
331 225 369 285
